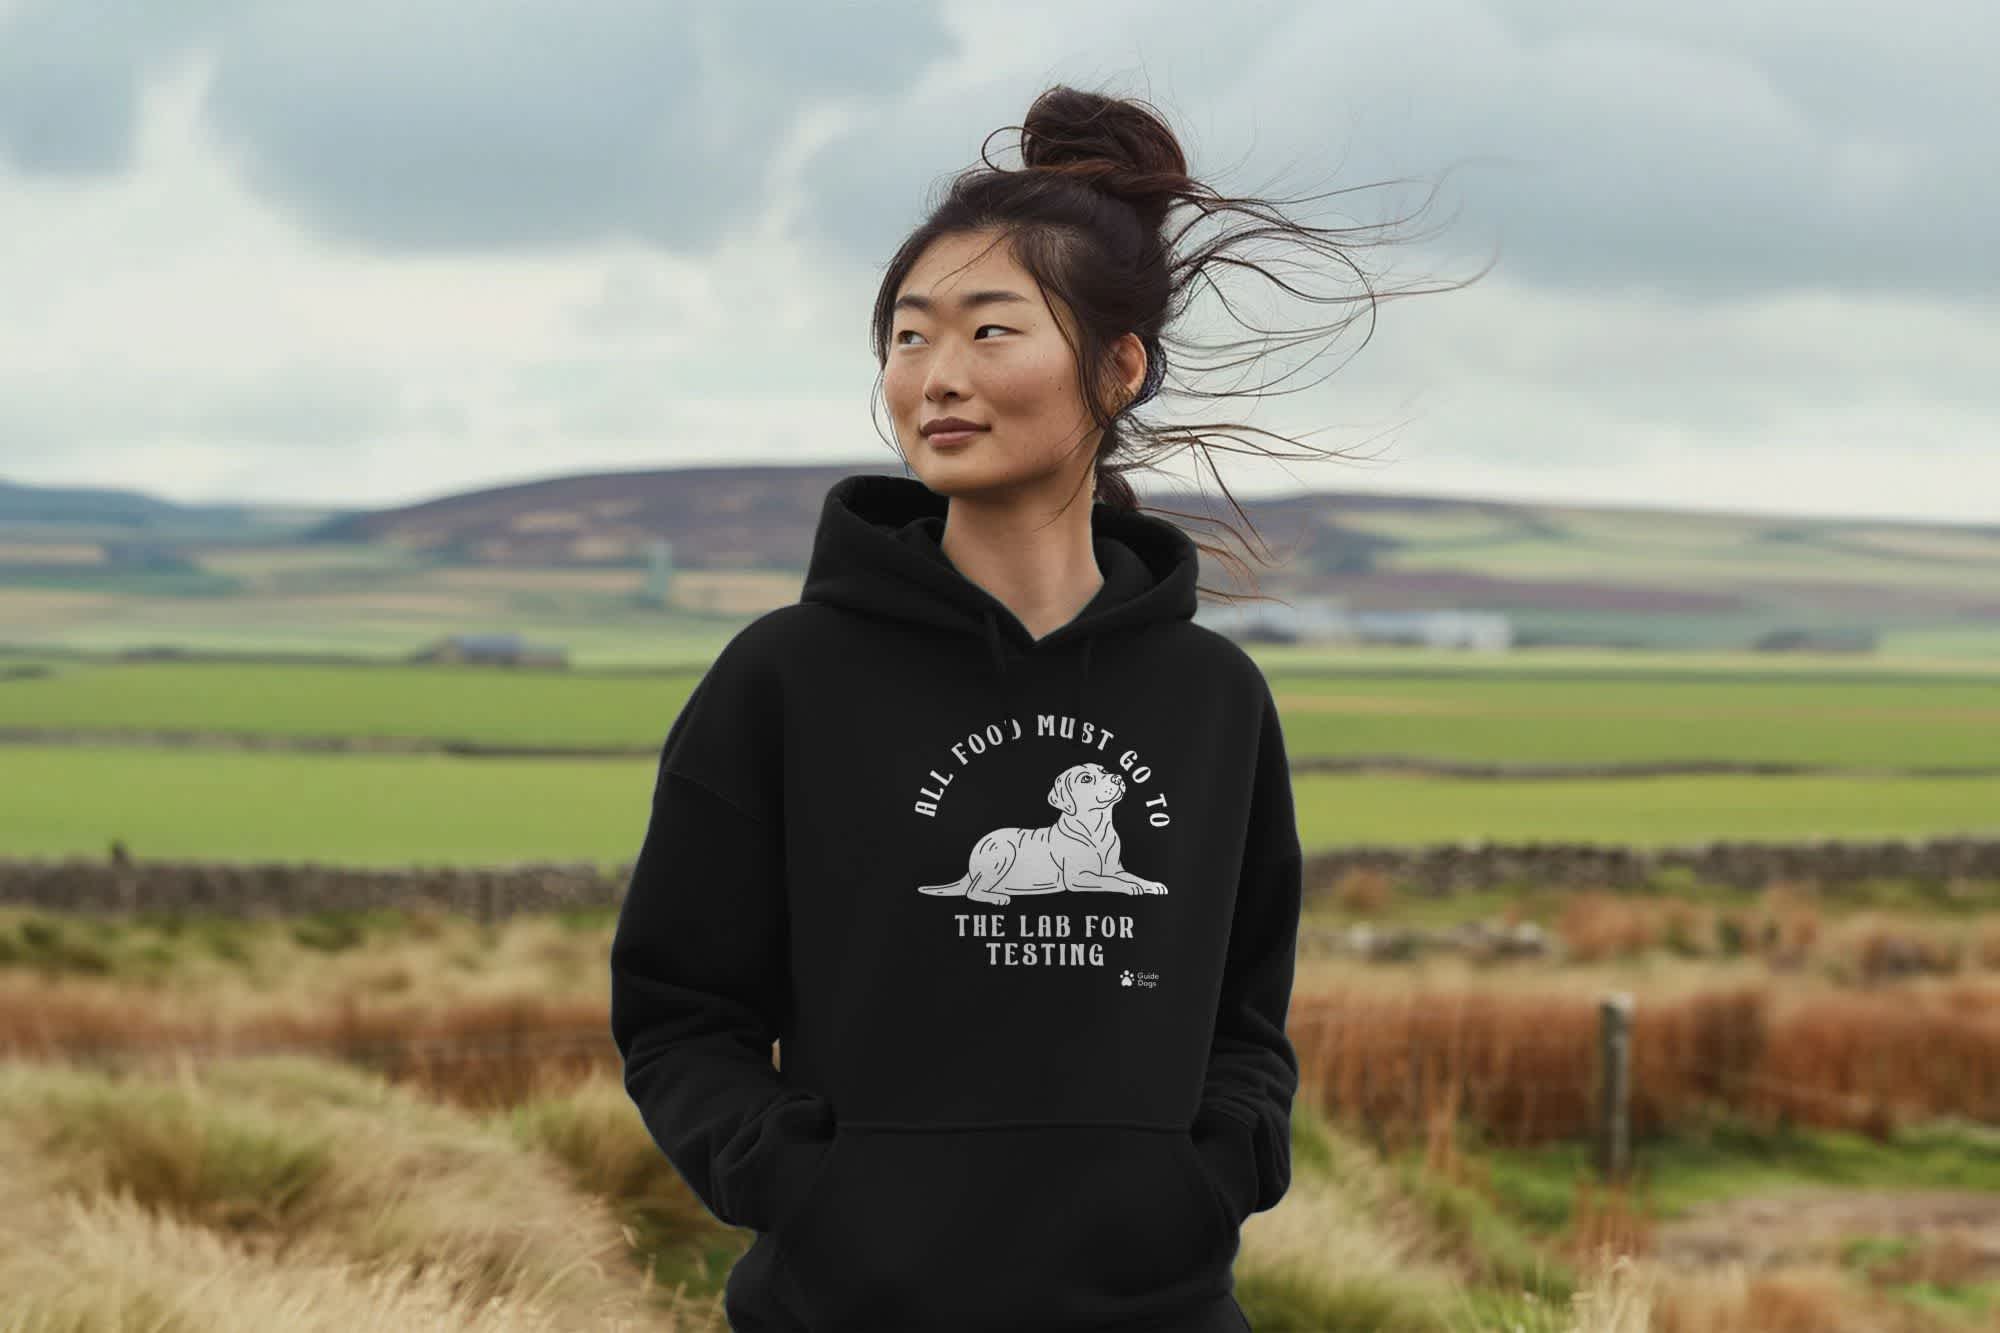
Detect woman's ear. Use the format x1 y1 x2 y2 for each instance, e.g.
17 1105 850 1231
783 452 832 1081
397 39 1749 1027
1111 333 1147 409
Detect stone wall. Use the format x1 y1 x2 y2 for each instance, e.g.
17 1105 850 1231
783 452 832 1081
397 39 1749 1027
0 857 626 921
1298 837 2000 898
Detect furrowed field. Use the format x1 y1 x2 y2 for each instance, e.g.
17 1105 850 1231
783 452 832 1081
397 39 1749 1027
4 645 1999 1331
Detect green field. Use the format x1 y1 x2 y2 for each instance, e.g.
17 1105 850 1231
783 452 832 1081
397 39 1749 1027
4 744 1997 867
5 656 2000 768
4 652 1999 865
0 616 739 668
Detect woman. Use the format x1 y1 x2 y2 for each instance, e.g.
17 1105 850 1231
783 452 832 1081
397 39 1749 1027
610 84 1473 1332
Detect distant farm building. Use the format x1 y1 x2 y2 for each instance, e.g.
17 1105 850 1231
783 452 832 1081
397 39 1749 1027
1752 627 1877 653
1195 597 1513 651
409 632 569 668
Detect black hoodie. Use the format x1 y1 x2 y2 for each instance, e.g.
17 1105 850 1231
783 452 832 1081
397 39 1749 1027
610 473 1303 1333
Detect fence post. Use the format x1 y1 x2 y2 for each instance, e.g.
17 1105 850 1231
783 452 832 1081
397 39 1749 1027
1597 991 1633 1180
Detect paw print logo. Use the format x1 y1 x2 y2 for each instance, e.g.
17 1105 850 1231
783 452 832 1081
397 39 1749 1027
1119 970 1134 986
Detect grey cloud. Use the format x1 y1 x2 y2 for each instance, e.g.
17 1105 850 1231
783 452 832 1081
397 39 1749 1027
791 0 1305 263
0 0 954 253
0 0 240 172
197 0 953 253
790 0 1994 305
0 363 425 463
1227 1 1999 301
188 363 411 447
4 0 1991 301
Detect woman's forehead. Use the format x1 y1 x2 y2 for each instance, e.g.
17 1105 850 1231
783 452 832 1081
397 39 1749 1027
901 231 1030 295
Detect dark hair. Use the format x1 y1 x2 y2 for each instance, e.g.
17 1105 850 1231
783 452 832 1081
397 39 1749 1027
869 82 1492 603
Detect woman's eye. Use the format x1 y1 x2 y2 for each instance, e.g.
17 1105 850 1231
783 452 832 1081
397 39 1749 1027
894 325 1008 345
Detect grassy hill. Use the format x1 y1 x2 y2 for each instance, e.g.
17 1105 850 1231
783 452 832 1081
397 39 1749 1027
3 464 1998 659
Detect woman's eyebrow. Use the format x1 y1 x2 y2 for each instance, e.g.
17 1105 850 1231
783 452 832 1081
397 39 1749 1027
892 289 1032 315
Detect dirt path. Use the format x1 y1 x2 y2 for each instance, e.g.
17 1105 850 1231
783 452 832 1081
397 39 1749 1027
1649 1187 2000 1277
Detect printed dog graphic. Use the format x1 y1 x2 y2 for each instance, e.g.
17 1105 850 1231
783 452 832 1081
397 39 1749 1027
918 762 1171 905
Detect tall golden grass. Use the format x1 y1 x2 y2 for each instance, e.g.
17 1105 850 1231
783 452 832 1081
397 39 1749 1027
9 968 1995 1154
0 979 615 1111
1290 977 2000 1147
1550 881 2000 984
4 902 1995 1332
0 1056 739 1330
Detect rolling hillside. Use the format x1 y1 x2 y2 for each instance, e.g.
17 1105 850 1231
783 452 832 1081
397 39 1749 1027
3 463 1998 657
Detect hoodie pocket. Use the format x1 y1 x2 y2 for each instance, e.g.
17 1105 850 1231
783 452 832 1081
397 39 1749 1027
772 1123 1235 1332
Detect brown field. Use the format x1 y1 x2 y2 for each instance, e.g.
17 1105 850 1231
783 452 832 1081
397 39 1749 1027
666 570 808 615
428 567 652 593
1326 569 1755 613
279 591 519 617
0 589 121 624
0 542 104 565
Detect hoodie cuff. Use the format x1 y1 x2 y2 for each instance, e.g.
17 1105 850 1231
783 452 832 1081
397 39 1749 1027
762 1129 838 1234
720 1095 838 1233
1190 1106 1260 1224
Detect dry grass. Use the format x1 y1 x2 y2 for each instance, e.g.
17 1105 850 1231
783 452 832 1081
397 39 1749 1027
3 1047 1721 1333
1647 1261 1964 1333
1292 976 2000 1146
3 905 1998 1330
1232 1109 1474 1329
0 1038 1985 1332
0 907 618 1108
7 901 1999 1147
1502 1246 2000 1333
1550 1251 1658 1333
1563 1179 1658 1269
0 1056 723 1332
1556 881 1825 969
0 976 616 1111
1557 892 1666 962
0 1192 634 1333
1332 865 1396 915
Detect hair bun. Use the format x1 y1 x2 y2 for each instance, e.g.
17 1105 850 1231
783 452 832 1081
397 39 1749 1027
1019 86 1188 231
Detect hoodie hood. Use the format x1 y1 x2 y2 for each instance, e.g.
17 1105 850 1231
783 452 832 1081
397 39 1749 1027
800 472 1200 723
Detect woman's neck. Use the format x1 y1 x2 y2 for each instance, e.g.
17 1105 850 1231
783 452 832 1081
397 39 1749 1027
937 489 1103 642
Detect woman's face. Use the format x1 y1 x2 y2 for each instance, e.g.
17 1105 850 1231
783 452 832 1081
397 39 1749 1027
884 228 1140 499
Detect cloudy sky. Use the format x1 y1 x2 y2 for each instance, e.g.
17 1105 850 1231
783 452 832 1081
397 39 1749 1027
2 0 1993 524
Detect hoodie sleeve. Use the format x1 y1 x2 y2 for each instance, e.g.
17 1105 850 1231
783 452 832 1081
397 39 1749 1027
1191 675 1304 1223
608 633 834 1233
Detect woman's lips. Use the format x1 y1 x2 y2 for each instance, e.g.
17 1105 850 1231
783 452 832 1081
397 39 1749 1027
927 427 986 446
